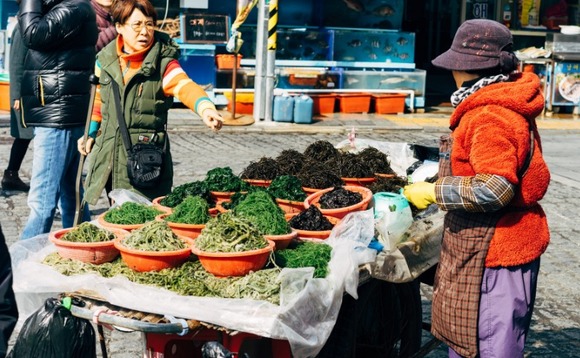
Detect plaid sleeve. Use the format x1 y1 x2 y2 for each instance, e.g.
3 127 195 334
435 174 515 212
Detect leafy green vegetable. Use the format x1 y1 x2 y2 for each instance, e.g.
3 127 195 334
61 222 115 243
165 196 210 224
103 202 162 225
43 254 281 304
195 212 268 253
160 180 213 208
274 241 332 278
233 191 290 235
267 175 306 201
122 221 186 251
204 167 250 192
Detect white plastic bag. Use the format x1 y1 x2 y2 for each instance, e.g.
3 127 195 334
108 189 152 208
372 192 413 252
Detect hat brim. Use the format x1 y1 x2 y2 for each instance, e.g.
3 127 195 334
432 48 499 71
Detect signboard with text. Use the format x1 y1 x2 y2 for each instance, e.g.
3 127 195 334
180 14 230 44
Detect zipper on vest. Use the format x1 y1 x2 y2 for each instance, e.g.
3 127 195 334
38 75 45 106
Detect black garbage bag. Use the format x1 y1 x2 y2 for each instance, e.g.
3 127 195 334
8 298 96 358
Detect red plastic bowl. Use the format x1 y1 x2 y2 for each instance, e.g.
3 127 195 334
114 236 193 272
49 227 128 264
304 185 373 220
192 239 275 277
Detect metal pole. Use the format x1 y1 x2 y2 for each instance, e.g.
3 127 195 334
264 0 278 122
253 0 269 121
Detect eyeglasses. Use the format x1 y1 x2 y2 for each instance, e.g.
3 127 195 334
126 21 155 32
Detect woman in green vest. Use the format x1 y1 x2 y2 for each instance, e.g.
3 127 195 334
78 0 223 207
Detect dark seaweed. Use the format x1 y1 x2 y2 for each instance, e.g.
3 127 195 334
275 149 305 176
303 140 340 163
319 187 362 209
339 153 374 178
358 146 395 174
368 176 409 194
240 157 280 180
297 161 344 189
289 206 333 231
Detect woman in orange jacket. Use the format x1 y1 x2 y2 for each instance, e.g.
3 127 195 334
404 19 550 357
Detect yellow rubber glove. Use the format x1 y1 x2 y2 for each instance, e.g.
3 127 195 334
403 182 436 210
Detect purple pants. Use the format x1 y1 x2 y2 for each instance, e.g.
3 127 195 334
449 258 540 358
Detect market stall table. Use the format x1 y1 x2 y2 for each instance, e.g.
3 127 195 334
10 209 443 357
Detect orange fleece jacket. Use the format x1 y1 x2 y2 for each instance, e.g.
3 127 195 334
448 72 551 267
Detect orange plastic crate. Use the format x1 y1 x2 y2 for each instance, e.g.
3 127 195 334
372 93 406 114
311 94 336 114
0 82 9 111
216 54 242 69
337 93 371 113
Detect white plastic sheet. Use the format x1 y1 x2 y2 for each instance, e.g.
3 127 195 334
10 210 378 358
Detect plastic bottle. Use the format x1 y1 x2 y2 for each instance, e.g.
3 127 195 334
273 92 294 122
503 3 512 28
293 94 313 124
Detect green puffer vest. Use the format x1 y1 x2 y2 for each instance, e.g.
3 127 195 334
84 32 178 205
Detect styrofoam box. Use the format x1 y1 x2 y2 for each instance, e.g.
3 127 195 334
341 69 426 97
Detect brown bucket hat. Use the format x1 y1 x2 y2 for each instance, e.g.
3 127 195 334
432 19 513 71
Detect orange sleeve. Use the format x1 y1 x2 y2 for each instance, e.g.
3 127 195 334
162 60 216 116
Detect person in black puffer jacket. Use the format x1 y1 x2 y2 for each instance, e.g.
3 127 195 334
18 0 97 240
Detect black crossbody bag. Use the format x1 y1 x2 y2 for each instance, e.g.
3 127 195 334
111 81 165 189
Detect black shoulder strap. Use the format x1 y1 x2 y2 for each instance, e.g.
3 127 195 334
110 80 132 152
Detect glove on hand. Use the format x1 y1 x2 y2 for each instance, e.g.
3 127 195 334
403 182 436 209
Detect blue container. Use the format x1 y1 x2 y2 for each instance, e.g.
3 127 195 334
293 95 314 124
273 94 294 122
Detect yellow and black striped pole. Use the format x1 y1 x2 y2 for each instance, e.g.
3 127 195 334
268 0 278 51
264 0 278 121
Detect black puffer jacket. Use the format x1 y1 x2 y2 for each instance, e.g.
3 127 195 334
19 0 97 128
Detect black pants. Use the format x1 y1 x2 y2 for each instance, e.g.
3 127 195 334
0 225 18 358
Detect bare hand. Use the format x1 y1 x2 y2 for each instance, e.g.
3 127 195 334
13 100 20 111
201 109 224 132
77 136 95 156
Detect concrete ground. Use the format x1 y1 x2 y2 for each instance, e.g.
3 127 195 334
1 107 579 357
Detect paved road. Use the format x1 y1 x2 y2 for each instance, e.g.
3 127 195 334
1 114 579 357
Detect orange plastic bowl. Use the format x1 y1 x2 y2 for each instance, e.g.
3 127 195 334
264 230 298 250
156 213 206 239
286 214 340 241
49 227 128 264
302 186 326 194
192 239 275 277
275 198 306 214
242 179 272 188
304 185 373 220
97 212 150 232
153 196 218 217
341 177 376 187
114 236 193 272
210 191 238 204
